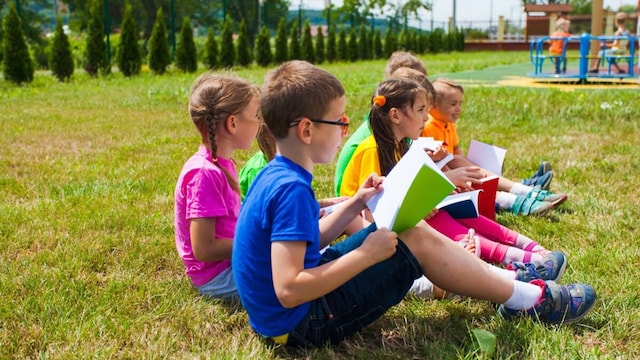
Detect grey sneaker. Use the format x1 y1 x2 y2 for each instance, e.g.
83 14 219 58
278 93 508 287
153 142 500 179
509 251 567 282
498 279 596 325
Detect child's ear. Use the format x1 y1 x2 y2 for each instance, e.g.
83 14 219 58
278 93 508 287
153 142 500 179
389 107 402 124
297 118 313 145
224 115 237 134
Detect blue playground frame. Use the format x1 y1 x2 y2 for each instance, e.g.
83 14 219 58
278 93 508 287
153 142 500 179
529 33 638 82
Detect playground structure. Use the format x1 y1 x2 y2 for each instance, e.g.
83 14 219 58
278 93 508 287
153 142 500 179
529 33 638 82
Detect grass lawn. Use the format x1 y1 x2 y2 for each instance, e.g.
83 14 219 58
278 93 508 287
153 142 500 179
2 51 640 359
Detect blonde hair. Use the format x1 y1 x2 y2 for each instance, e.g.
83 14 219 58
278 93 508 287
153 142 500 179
615 12 627 26
384 51 427 78
432 78 464 105
389 67 435 105
556 17 570 28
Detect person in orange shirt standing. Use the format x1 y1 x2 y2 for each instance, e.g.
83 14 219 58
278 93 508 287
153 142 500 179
549 17 571 74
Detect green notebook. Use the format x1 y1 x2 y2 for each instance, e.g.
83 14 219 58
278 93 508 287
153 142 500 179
366 146 455 233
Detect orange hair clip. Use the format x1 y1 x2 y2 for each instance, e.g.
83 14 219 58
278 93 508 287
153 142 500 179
372 95 386 107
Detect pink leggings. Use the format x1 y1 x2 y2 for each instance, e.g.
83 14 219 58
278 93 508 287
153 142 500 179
427 211 531 264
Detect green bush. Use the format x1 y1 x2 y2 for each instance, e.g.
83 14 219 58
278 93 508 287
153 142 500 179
203 28 219 69
301 20 314 63
315 27 325 64
372 30 382 59
358 25 369 60
347 27 358 62
236 19 251 67
337 28 347 61
288 19 300 60
429 28 444 53
384 29 397 57
84 0 109 76
254 25 272 67
148 8 171 75
219 16 235 68
274 17 288 64
116 4 142 77
2 3 34 84
325 26 336 63
49 17 74 82
175 17 198 73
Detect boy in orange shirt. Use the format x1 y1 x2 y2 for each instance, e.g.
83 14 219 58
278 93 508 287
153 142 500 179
549 18 571 74
422 78 567 216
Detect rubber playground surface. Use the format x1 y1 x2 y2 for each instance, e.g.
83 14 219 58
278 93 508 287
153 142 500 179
439 61 640 90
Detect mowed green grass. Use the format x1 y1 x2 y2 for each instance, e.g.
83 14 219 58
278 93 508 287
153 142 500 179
2 51 640 359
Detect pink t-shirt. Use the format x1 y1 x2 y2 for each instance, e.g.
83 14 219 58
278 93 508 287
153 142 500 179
174 145 240 286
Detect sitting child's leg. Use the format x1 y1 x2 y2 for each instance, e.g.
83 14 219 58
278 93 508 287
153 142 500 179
457 215 549 254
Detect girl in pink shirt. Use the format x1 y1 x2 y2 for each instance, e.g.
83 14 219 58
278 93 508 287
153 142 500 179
174 73 261 298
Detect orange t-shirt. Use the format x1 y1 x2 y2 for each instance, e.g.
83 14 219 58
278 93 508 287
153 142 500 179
420 113 458 154
549 30 571 55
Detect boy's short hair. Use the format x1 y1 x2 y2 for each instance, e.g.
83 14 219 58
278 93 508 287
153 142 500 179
615 12 627 24
389 67 435 105
432 78 464 104
385 51 427 78
261 60 345 139
556 17 570 28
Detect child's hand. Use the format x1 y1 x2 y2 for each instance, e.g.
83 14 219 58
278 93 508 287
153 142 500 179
426 145 448 161
354 173 384 205
444 166 483 191
360 227 398 263
318 196 349 208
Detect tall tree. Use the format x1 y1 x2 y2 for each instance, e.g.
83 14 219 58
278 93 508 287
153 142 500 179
84 0 109 76
274 17 288 64
288 19 300 60
175 17 198 72
326 26 337 63
219 16 235 68
236 19 252 67
2 2 34 84
117 4 142 77
315 26 325 64
203 28 219 69
301 20 315 63
148 7 171 74
49 16 74 82
255 25 272 67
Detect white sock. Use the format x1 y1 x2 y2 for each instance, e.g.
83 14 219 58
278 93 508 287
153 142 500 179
408 276 434 299
496 191 517 210
510 183 533 196
502 280 544 310
487 263 517 280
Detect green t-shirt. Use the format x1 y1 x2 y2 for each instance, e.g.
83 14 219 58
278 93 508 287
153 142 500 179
238 151 269 201
334 113 371 196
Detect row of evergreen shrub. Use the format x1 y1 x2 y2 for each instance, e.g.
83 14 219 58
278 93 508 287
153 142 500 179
2 0 464 84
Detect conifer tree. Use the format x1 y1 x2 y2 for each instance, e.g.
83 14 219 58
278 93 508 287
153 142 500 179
288 19 300 60
2 2 34 84
325 26 336 63
117 4 142 77
358 25 369 60
337 28 347 62
301 20 314 63
49 17 74 82
274 17 288 64
176 17 198 72
148 8 171 74
236 19 251 67
84 0 108 76
219 16 235 68
372 30 383 59
255 25 272 67
384 29 397 57
347 27 358 62
429 28 444 53
315 27 325 64
203 28 219 69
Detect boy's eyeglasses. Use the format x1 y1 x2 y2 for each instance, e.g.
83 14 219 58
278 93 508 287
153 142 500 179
290 114 350 136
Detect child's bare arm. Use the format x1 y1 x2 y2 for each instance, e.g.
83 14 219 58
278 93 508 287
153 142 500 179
190 218 233 261
271 228 398 308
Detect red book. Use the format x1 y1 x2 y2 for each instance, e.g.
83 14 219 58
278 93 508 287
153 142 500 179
472 175 499 221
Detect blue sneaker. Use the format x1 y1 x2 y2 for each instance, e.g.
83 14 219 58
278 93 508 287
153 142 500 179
522 162 553 190
527 188 568 206
498 279 596 325
509 251 567 282
509 193 554 216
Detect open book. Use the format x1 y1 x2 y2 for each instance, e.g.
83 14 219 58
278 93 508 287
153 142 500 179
411 137 454 169
467 140 506 176
366 146 455 232
472 175 500 221
436 190 481 219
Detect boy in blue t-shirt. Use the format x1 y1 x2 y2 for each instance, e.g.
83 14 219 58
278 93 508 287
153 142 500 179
232 60 596 348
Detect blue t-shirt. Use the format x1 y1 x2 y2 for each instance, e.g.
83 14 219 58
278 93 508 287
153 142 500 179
233 155 321 337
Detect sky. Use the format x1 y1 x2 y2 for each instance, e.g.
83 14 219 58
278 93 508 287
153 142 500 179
297 0 638 26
